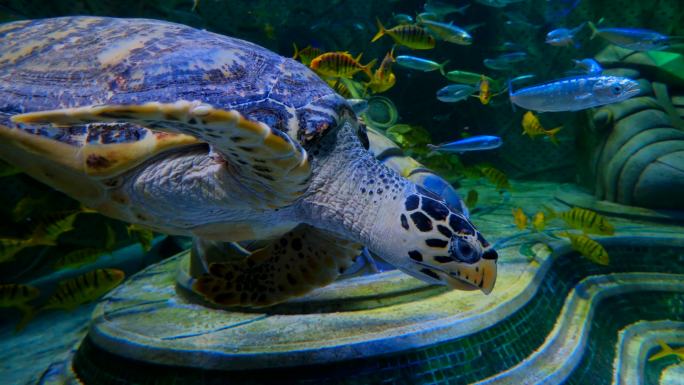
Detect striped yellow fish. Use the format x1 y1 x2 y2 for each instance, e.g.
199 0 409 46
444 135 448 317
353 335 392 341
371 18 436 50
547 206 614 235
53 225 116 270
478 165 511 191
512 208 528 230
310 52 376 79
522 111 562 145
292 43 324 66
465 189 478 208
560 232 609 265
532 211 546 232
0 211 80 263
365 49 396 94
0 283 40 308
42 268 125 312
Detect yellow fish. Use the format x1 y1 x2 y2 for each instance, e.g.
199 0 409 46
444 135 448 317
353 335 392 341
522 111 562 145
366 49 396 94
292 43 324 66
371 18 436 50
512 208 528 230
310 52 376 79
53 225 116 270
127 224 155 252
42 268 125 312
0 283 40 308
560 232 609 265
648 340 684 362
532 211 546 232
547 206 614 235
478 75 492 105
478 165 511 191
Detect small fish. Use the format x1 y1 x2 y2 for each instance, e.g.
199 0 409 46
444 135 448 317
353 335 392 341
310 52 376 79
495 41 526 51
483 52 528 71
41 268 125 312
648 340 684 362
435 84 476 102
0 283 40 308
366 49 396 94
572 58 603 75
392 13 414 25
512 208 528 230
545 23 585 47
444 70 494 85
0 211 80 263
127 224 155 252
465 189 478 208
372 19 436 50
478 75 492 105
560 232 609 265
478 165 511 191
424 1 470 17
428 135 502 152
292 44 324 66
532 212 546 232
546 206 615 235
329 79 353 98
588 22 670 51
522 111 562 144
477 0 525 8
509 75 640 112
53 225 115 270
397 56 449 74
191 0 200 12
417 17 473 45
416 12 440 22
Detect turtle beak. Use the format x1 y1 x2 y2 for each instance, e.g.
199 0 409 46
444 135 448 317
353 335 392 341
444 248 498 294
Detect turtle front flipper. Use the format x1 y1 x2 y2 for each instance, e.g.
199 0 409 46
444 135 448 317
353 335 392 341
12 101 311 209
192 225 361 307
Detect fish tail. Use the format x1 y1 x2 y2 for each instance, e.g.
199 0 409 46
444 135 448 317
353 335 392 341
457 4 471 14
541 204 558 219
292 43 300 60
438 60 450 76
427 144 439 151
547 126 562 145
588 21 598 39
361 58 377 78
507 78 517 112
371 18 386 43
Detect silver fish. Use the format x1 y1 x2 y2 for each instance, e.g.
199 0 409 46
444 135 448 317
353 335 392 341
509 75 640 112
588 22 670 51
428 135 503 152
572 58 602 75
546 23 585 47
417 17 473 45
484 52 528 71
396 56 450 74
477 0 525 7
424 1 470 17
392 13 414 25
436 84 477 102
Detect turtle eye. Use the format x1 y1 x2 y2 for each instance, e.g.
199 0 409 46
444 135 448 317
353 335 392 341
611 85 622 95
449 237 480 264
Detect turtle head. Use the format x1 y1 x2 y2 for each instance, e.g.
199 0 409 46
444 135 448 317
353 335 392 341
377 185 498 294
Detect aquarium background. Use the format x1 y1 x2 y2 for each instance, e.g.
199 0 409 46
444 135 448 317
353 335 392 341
1 0 684 384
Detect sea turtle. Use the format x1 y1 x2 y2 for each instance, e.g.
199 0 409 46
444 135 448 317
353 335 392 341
0 16 497 307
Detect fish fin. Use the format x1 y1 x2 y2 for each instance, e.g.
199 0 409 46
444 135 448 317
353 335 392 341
457 4 471 14
547 126 562 145
427 144 439 151
354 52 363 63
588 21 598 39
371 18 386 43
541 204 558 220
292 43 300 60
193 225 360 308
438 60 450 76
362 58 377 79
508 78 517 112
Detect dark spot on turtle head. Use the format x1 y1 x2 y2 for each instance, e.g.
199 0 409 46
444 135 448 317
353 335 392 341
477 232 490 248
86 154 113 170
421 198 449 221
408 250 423 262
426 238 449 248
238 146 254 152
410 212 433 232
420 268 441 280
449 214 475 235
405 195 420 211
482 249 498 261
437 225 452 238
231 136 244 142
434 255 453 263
400 214 409 230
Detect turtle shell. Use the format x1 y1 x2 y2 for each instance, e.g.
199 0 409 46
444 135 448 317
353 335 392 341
0 17 351 179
